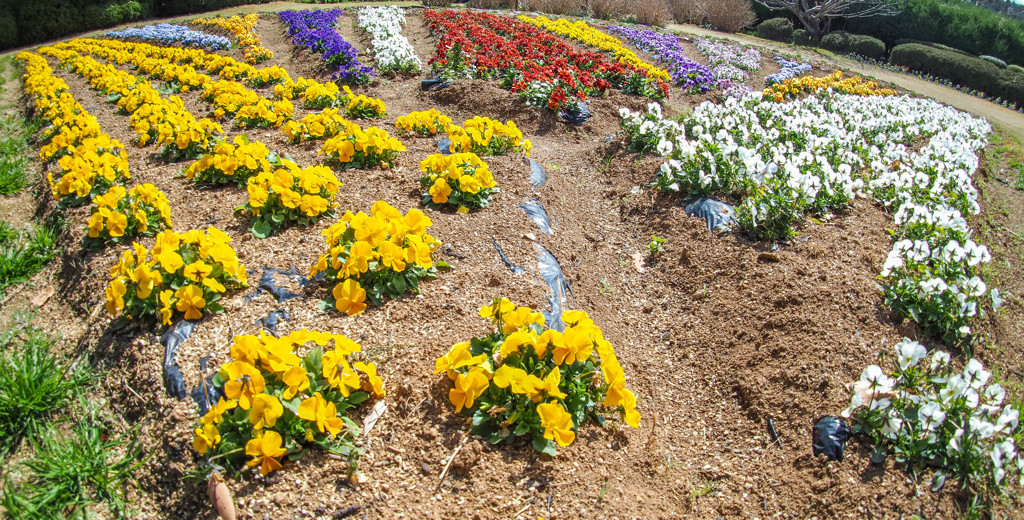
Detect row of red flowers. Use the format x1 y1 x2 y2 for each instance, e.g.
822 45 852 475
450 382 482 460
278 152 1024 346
424 9 667 112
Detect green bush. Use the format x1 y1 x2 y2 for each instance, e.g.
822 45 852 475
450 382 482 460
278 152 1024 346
890 43 1020 105
1010 64 1024 74
820 31 851 53
981 55 1008 69
756 17 793 42
848 35 885 59
792 28 813 46
845 0 1024 68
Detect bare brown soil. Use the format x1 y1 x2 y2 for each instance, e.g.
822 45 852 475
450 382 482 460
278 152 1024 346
2 9 1024 520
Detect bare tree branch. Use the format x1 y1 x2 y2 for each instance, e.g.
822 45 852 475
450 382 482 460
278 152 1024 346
754 0 902 41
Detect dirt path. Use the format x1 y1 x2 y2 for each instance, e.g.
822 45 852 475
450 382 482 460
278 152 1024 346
667 23 1024 140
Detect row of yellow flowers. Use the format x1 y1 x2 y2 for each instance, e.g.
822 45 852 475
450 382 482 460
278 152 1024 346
762 70 898 101
18 52 132 204
41 46 223 161
516 15 671 84
193 14 274 64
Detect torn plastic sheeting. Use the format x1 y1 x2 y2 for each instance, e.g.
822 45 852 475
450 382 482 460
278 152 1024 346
812 416 852 462
191 355 223 416
492 238 525 275
257 308 290 337
162 319 196 400
535 244 574 332
253 266 308 302
559 101 591 126
684 197 735 232
436 136 454 155
520 200 553 235
421 77 452 91
528 158 547 189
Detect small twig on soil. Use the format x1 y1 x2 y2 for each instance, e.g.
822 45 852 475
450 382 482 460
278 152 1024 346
333 504 362 518
123 379 145 403
436 433 470 491
767 418 783 449
645 412 658 451
1000 225 1024 242
512 503 531 518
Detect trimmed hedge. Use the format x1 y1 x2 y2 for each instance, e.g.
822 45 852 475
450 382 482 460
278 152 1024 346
756 17 793 43
820 31 885 59
1010 64 1024 74
845 0 1024 67
981 55 1008 69
890 43 1022 106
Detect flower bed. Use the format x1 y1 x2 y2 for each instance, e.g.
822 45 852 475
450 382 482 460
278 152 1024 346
107 24 231 50
764 57 812 85
419 152 497 212
105 227 248 326
619 90 993 346
279 10 373 84
762 71 896 101
193 329 384 476
241 160 342 238
309 201 440 315
424 9 664 112
607 25 715 94
356 6 421 75
86 184 173 244
193 14 273 64
436 300 639 455
18 52 132 204
517 15 671 97
693 37 761 87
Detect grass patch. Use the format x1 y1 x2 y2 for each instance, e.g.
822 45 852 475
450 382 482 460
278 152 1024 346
0 155 29 195
0 320 90 457
0 217 61 296
1 415 142 519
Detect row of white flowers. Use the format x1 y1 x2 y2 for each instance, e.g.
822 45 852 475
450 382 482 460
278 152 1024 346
618 91 994 345
355 6 422 74
844 338 1021 489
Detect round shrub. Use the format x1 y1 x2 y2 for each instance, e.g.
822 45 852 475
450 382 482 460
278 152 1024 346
792 28 813 46
890 43 1003 97
756 17 793 43
820 31 851 53
848 35 885 59
980 55 1007 69
1010 64 1024 74
0 12 18 50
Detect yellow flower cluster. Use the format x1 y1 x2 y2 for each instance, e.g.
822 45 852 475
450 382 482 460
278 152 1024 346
17 52 131 203
394 109 453 136
342 85 386 119
320 123 406 170
517 15 671 83
193 14 274 64
419 152 498 212
310 201 440 315
436 300 639 453
185 135 273 186
87 184 173 243
41 44 224 160
762 71 898 101
281 108 359 144
244 160 341 238
106 227 247 325
202 80 295 128
137 58 210 93
193 329 384 476
248 66 292 89
447 117 532 157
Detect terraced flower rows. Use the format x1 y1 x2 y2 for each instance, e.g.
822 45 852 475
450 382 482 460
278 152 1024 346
5 7 1023 519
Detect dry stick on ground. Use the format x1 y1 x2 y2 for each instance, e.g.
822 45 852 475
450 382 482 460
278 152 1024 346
436 432 471 491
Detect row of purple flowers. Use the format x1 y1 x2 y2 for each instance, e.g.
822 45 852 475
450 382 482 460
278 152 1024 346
279 9 373 84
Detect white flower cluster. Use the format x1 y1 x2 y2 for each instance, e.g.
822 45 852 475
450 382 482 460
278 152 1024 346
356 6 421 74
845 339 1022 488
618 91 995 339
